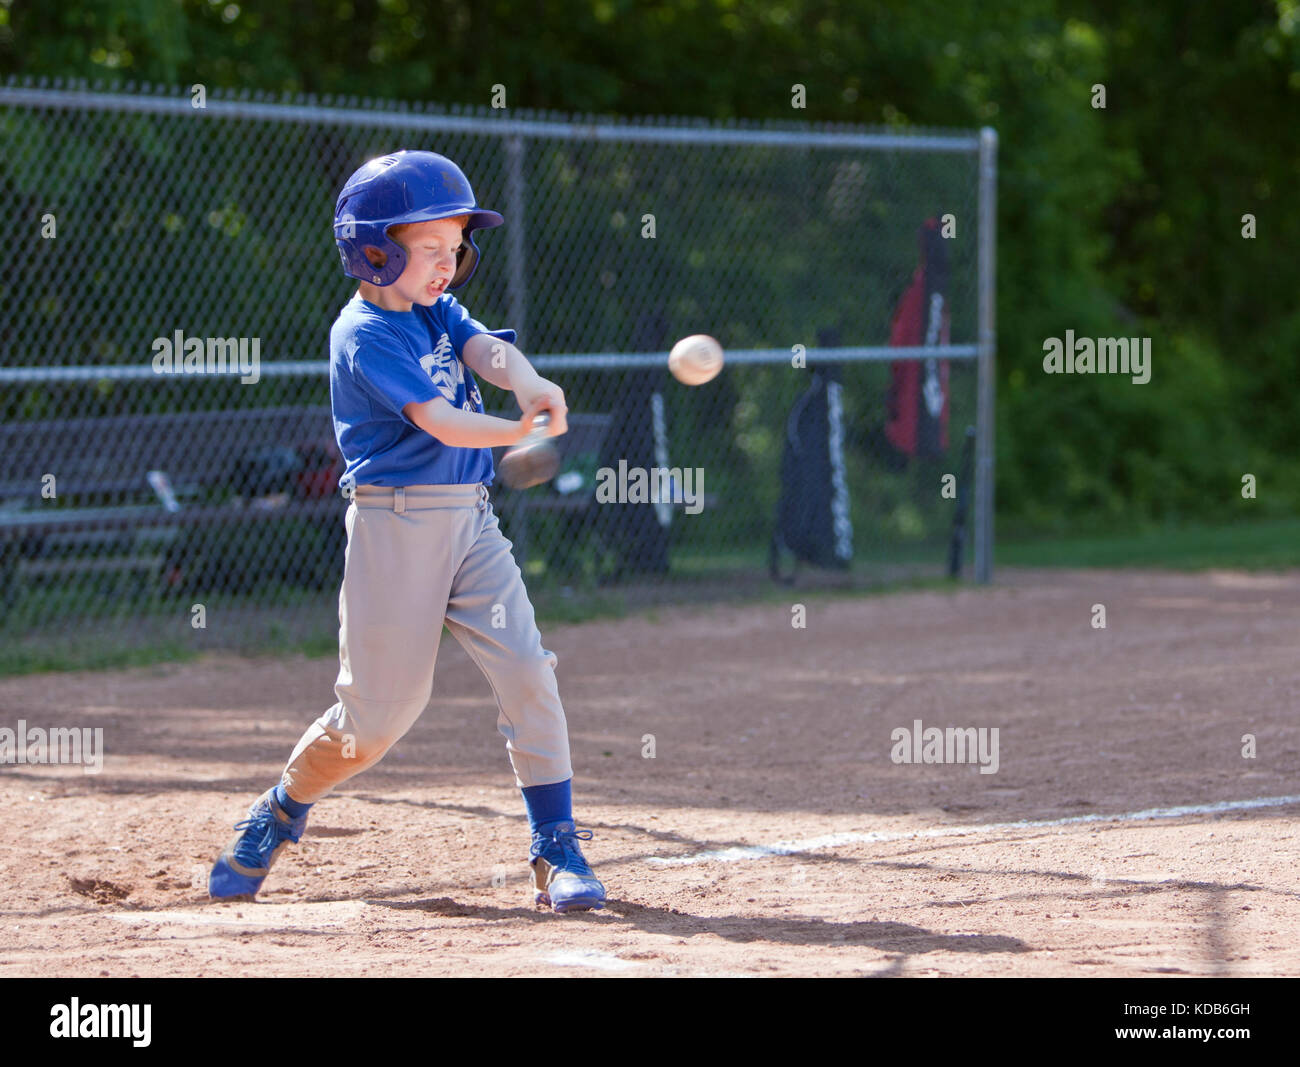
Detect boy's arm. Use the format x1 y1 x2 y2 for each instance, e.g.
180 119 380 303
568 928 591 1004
462 334 568 435
403 396 549 449
462 333 537 392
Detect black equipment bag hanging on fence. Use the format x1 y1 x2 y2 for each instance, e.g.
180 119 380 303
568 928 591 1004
769 358 853 582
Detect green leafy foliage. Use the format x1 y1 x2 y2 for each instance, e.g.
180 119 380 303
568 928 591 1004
3 0 1297 529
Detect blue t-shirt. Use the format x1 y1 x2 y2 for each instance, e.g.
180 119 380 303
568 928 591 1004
329 292 517 488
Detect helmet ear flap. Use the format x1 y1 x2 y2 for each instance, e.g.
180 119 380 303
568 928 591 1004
373 228 407 285
335 219 408 286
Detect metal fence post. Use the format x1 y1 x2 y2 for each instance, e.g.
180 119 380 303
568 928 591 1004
505 135 528 350
504 134 530 565
975 126 998 584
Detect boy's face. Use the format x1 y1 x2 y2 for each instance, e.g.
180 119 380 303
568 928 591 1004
359 217 464 311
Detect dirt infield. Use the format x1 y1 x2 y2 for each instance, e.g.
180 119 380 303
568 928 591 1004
1 567 1298 978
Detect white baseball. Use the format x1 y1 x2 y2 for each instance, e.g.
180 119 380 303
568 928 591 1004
668 334 724 386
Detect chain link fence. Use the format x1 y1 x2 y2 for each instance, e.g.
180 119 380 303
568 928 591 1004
0 80 995 671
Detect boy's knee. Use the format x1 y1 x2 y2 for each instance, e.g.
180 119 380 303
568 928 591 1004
518 647 559 684
317 702 421 764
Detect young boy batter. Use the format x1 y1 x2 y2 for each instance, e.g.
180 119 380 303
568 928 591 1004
208 150 605 913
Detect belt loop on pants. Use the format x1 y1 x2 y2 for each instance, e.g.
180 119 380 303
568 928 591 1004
476 483 489 512
393 486 405 515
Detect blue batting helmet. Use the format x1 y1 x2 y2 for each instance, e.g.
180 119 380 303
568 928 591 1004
333 150 503 289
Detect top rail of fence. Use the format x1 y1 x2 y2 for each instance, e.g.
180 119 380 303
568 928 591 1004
0 79 982 152
0 345 980 384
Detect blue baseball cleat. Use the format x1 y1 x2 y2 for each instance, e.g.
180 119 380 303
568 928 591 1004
208 789 309 899
530 821 606 913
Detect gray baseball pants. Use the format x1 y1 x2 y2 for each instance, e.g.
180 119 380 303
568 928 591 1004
280 482 573 803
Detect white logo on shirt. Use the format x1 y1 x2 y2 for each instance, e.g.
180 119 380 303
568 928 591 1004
419 333 464 404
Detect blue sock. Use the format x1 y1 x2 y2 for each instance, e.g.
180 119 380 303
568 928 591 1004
274 783 313 818
521 778 572 837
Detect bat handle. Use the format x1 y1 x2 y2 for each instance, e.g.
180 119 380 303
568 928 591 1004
519 410 550 446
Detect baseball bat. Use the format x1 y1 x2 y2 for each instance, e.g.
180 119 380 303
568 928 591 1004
498 411 561 489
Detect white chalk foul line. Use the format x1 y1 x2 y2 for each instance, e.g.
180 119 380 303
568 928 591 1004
540 950 642 972
644 794 1300 867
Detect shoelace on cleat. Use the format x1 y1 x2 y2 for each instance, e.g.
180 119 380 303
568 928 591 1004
530 825 596 878
231 805 300 868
